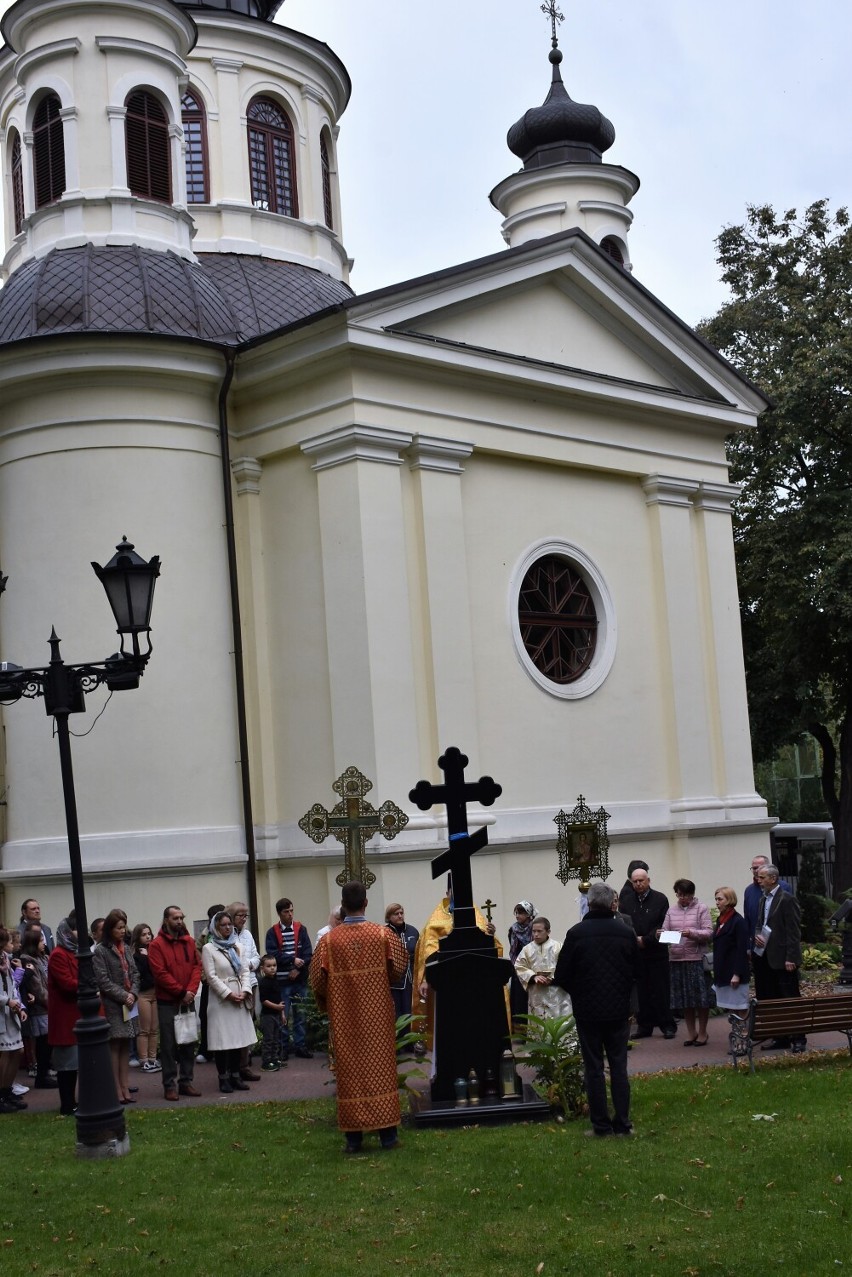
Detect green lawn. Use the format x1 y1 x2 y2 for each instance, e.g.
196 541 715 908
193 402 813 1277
4 1054 850 1277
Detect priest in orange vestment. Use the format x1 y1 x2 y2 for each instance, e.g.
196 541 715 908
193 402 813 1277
310 881 408 1153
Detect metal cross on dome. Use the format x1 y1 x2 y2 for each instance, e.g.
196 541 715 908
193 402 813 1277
541 0 565 46
298 766 409 889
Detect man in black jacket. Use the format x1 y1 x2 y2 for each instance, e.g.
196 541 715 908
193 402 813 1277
619 865 677 1039
555 882 640 1137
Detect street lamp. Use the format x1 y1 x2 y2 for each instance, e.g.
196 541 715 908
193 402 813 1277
0 537 160 1158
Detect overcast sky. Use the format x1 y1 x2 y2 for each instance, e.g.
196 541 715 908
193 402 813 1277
3 1 851 328
280 0 852 327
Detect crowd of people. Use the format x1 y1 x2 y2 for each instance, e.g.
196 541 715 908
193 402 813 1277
0 850 805 1142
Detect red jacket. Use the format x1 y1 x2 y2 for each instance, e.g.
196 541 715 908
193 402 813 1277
148 927 202 1005
47 946 79 1047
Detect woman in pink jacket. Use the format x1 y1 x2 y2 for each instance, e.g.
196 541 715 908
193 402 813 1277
660 880 713 1047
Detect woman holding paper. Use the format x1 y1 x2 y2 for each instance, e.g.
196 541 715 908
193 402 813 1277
93 908 140 1103
658 880 713 1046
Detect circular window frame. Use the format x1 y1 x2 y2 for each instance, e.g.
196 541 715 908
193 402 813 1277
509 539 617 700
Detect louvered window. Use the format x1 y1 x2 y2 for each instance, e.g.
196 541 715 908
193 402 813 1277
125 91 172 203
320 132 333 229
10 131 24 234
33 95 66 208
181 89 209 203
247 97 298 218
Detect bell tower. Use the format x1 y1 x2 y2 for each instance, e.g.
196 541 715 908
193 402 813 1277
490 3 638 267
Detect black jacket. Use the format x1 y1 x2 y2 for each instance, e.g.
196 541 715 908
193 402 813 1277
712 910 749 987
554 911 640 1022
618 887 670 961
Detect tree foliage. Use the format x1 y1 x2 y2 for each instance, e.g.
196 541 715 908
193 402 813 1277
697 201 852 894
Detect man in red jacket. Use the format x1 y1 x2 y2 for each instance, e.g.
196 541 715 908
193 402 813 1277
148 905 203 1100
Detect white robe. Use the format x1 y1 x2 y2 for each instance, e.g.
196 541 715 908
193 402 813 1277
514 938 572 1024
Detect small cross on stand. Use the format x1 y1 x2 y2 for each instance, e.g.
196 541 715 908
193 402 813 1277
480 898 497 924
299 766 408 889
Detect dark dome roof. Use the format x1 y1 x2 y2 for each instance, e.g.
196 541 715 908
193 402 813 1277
507 47 615 169
197 254 352 341
0 247 353 348
173 0 285 22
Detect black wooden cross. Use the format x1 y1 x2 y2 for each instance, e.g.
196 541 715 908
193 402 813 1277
409 746 502 928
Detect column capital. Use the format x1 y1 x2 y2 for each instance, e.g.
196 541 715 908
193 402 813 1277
694 481 741 513
642 474 700 507
301 426 413 472
231 456 263 496
407 435 473 474
211 57 244 74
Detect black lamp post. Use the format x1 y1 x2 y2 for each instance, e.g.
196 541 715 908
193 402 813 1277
0 537 160 1158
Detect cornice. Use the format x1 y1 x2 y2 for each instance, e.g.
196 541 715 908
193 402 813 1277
301 425 413 471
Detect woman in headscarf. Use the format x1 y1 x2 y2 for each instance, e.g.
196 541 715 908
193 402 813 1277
0 925 28 1113
47 913 80 1116
508 900 536 1028
201 910 257 1093
93 908 140 1102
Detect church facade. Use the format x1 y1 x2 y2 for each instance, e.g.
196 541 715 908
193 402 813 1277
0 0 771 937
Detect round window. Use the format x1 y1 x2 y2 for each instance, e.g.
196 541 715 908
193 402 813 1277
518 555 597 683
510 540 617 700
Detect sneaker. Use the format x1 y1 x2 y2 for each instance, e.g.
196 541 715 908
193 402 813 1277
27 1066 37 1078
195 1053 208 1064
11 1083 29 1096
262 1061 280 1072
142 1060 162 1073
129 1057 141 1068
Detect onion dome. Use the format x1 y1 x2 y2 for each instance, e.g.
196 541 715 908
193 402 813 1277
507 46 615 169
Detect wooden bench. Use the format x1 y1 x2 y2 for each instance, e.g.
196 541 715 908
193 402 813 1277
728 993 852 1072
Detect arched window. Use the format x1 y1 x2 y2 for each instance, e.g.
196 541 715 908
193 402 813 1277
320 131 333 230
181 89 208 204
125 91 172 203
247 97 298 218
32 95 66 208
600 236 625 267
10 130 24 234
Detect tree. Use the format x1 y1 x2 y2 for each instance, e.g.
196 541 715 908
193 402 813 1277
697 201 852 896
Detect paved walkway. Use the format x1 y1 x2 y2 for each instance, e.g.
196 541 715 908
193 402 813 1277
16 1012 851 1115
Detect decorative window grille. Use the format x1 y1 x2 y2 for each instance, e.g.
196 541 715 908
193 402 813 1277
320 132 333 229
181 90 209 204
125 91 172 203
10 131 24 233
247 97 298 218
33 95 66 208
517 555 598 684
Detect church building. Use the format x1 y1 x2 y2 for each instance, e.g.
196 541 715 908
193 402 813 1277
0 0 771 936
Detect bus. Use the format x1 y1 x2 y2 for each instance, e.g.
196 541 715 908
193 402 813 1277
769 823 835 897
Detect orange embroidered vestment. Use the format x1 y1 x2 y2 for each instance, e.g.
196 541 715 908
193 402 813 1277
310 920 407 1132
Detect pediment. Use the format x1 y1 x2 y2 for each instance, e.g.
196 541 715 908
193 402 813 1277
346 232 767 413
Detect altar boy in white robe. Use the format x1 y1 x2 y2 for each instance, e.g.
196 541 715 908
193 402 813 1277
515 918 572 1026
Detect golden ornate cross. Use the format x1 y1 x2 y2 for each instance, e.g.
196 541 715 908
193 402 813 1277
299 766 408 889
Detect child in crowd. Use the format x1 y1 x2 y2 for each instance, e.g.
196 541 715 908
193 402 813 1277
514 917 572 1027
258 954 286 1071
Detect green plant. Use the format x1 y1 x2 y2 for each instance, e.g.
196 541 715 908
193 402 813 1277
801 942 841 970
394 1012 427 1091
515 1012 586 1117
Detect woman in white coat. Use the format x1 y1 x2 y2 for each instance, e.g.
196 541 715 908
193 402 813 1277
201 912 257 1094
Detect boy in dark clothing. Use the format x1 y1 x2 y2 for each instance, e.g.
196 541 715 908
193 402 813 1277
258 954 286 1070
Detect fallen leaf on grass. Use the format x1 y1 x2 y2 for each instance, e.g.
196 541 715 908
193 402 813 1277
651 1194 711 1218
536 1265 545 1275
751 1113 778 1122
834 1176 843 1184
735 1197 745 1211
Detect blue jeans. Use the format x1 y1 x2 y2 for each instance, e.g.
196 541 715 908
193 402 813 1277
279 979 307 1052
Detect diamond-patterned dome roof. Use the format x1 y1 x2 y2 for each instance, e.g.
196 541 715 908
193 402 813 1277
508 47 615 169
0 246 353 348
